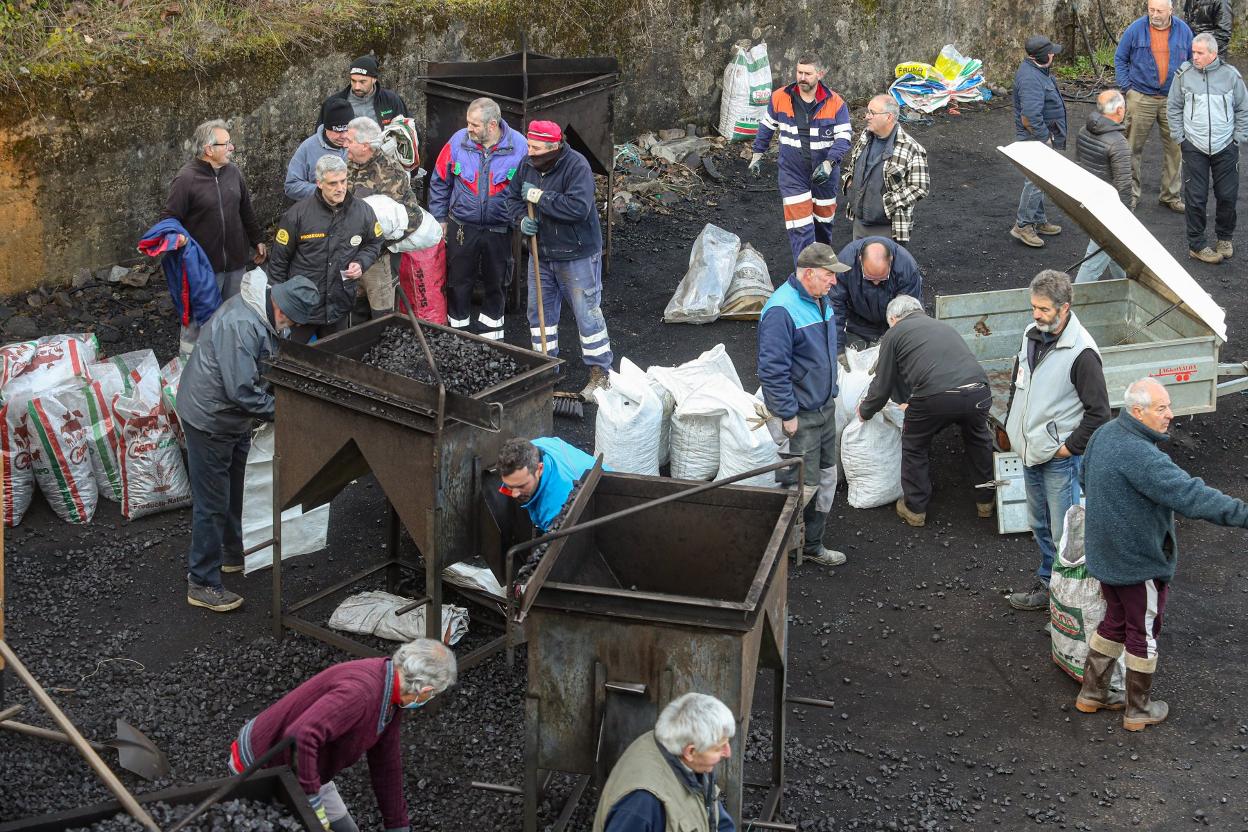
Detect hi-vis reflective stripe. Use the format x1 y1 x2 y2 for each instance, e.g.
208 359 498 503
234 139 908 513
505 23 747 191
785 215 815 230
478 312 504 329
480 331 505 341
448 316 471 328
783 192 813 205
530 325 558 338
581 340 612 357
813 197 837 221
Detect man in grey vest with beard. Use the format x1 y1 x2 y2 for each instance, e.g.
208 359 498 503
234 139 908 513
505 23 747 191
1005 270 1111 611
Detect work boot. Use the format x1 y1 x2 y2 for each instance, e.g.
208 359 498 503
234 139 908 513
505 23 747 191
221 551 245 574
803 545 847 567
187 582 244 612
1008 580 1049 611
1160 198 1185 213
1035 222 1062 236
579 366 610 401
1216 240 1234 259
1189 247 1224 264
1123 666 1169 731
1075 636 1126 713
1010 224 1045 248
894 497 926 527
976 501 994 519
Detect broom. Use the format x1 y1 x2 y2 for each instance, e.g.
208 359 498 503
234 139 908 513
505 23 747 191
528 202 584 419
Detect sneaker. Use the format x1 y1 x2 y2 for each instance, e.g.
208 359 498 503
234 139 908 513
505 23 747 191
187 582 244 612
1160 199 1185 213
895 497 926 527
1035 222 1062 235
1008 580 1049 611
221 552 245 574
976 501 994 519
579 366 610 402
1216 240 1234 259
803 546 847 567
1189 247 1224 265
1010 224 1044 248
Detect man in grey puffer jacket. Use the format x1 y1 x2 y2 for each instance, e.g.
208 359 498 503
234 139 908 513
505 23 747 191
1074 90 1133 283
1167 33 1248 264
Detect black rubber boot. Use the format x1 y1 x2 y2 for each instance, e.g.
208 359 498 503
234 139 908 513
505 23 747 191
1075 646 1125 713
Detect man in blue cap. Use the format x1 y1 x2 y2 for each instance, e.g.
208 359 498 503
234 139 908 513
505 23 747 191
177 271 320 612
497 436 596 532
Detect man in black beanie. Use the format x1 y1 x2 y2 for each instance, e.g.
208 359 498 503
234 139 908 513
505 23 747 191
322 53 408 129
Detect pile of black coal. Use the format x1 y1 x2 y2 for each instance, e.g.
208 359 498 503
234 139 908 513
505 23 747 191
359 325 519 397
67 798 303 831
513 482 582 594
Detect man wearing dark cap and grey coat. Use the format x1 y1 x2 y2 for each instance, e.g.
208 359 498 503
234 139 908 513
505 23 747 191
321 54 408 128
177 271 320 613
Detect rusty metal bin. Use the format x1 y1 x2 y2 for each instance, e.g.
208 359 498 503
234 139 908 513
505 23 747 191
520 471 797 830
0 767 319 831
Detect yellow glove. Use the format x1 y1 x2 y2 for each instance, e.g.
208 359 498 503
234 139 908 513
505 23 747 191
315 805 330 830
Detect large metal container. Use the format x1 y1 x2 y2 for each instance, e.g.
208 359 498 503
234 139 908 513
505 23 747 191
263 314 560 655
0 768 319 831
521 471 797 830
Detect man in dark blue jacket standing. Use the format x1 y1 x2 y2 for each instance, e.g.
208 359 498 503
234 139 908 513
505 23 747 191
758 242 851 567
506 121 613 401
1011 35 1068 248
828 237 923 351
1079 377 1248 731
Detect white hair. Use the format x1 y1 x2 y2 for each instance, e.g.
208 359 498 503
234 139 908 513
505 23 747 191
886 294 924 322
1097 90 1125 114
871 95 900 118
1123 377 1164 412
192 119 228 159
654 693 736 756
468 97 502 126
315 154 348 181
1193 32 1219 53
348 116 383 149
393 639 457 696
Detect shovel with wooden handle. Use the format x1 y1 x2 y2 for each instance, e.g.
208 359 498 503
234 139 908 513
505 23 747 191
527 201 583 418
0 716 171 781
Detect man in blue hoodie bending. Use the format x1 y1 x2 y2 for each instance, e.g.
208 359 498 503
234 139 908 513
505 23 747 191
758 242 851 568
498 436 597 533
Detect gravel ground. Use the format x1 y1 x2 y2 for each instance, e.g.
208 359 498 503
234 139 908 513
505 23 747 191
66 799 303 831
3 97 1248 831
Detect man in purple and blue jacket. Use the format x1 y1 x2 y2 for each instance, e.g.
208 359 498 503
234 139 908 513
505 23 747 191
229 639 457 832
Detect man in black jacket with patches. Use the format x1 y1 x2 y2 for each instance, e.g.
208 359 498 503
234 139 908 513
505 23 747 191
268 154 384 343
1074 89 1133 283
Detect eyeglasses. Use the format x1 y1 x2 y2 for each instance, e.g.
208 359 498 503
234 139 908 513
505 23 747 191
210 141 235 147
865 110 891 118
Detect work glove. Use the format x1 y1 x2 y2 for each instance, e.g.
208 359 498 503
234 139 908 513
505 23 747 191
748 152 763 177
811 159 833 186
521 182 543 203
314 804 330 830
520 217 539 237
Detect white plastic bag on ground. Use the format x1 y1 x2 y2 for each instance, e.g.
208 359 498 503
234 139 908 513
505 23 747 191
719 244 774 320
837 345 905 508
27 381 99 524
2 333 98 402
649 345 743 480
717 42 772 141
241 422 330 573
1 394 37 526
442 562 505 601
663 224 741 325
678 381 780 487
594 358 664 475
112 390 192 520
646 371 675 467
329 591 469 644
1051 505 1125 690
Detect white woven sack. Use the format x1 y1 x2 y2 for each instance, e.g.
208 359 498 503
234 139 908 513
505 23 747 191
593 358 663 476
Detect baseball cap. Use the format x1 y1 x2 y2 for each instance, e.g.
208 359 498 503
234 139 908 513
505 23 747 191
526 120 563 143
270 276 320 325
321 98 355 133
796 243 851 273
349 54 380 78
1025 35 1063 60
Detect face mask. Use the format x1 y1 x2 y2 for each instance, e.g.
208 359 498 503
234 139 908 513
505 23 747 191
402 695 433 710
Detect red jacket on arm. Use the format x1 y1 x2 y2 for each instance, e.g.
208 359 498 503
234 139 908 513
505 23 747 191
234 657 410 829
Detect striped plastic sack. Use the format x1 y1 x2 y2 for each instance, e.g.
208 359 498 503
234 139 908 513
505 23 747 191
1 394 37 526
27 382 99 524
1050 505 1126 690
1 340 38 390
112 392 191 520
87 349 160 402
81 381 123 502
159 357 186 447
2 333 98 402
717 42 772 141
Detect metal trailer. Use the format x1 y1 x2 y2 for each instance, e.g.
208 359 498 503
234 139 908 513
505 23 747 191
936 142 1248 532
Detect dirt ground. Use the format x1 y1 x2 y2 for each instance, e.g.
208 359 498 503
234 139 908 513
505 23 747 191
3 95 1248 831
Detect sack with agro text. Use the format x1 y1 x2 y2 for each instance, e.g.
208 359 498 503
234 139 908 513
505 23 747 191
663 224 741 325
398 243 448 324
329 591 469 644
1050 504 1125 690
837 345 905 508
1 340 37 389
27 381 99 524
87 349 160 404
159 357 186 446
112 388 191 520
718 244 774 320
241 422 329 573
1 394 38 526
2 333 99 402
80 381 123 502
678 382 781 487
593 358 664 475
649 345 743 480
717 42 772 141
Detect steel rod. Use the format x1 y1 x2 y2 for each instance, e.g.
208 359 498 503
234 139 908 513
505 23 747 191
287 560 403 614
786 695 838 709
747 820 799 831
166 737 295 832
471 780 523 795
242 536 276 557
552 773 590 831
392 595 433 617
1064 244 1104 273
0 641 160 832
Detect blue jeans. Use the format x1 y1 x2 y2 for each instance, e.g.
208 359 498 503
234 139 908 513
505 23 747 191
526 251 613 369
1023 454 1082 584
1016 180 1047 227
184 422 250 588
1074 238 1126 283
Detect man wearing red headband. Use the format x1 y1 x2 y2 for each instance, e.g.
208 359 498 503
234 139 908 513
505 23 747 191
505 120 613 400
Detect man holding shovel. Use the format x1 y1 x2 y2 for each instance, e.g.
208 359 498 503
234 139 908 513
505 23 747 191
505 120 613 401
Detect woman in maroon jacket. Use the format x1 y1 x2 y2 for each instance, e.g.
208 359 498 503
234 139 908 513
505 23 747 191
228 639 457 831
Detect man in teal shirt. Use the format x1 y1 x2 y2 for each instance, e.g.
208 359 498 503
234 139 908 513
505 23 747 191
498 437 597 531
